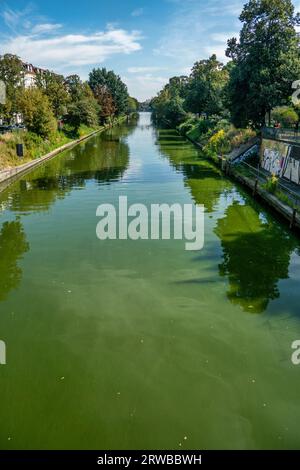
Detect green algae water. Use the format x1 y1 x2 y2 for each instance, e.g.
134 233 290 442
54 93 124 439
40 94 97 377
1 112 300 450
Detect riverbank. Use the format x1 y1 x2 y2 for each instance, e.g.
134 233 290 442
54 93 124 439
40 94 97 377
183 128 300 231
0 124 102 170
226 162 300 230
0 116 128 191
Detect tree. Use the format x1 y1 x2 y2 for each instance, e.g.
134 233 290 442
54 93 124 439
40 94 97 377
151 85 186 127
185 55 229 117
35 71 69 118
0 54 24 121
17 87 57 138
66 98 100 130
89 68 129 116
65 75 85 102
127 96 138 114
65 75 100 129
93 85 116 123
226 0 300 127
272 106 299 127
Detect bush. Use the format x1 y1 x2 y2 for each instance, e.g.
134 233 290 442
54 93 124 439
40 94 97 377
0 124 99 170
271 106 299 128
263 174 278 194
203 129 231 158
186 119 215 142
177 116 198 134
202 126 256 159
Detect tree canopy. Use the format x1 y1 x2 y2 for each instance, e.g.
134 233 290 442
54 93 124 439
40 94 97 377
89 68 129 117
226 0 300 127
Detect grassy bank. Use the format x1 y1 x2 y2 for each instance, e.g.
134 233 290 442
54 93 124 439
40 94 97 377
177 117 256 161
0 124 102 171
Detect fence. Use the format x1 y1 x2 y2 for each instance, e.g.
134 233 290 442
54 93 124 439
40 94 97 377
233 160 300 209
262 127 300 144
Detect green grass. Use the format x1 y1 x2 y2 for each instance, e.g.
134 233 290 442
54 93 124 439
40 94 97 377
0 124 101 171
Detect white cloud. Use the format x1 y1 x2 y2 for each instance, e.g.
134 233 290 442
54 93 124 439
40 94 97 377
131 8 144 17
154 0 244 66
210 32 238 43
31 23 63 34
201 1 243 16
0 27 143 71
127 66 167 73
1 5 33 31
123 74 168 101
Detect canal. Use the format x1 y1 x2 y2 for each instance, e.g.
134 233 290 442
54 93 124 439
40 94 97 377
0 112 300 449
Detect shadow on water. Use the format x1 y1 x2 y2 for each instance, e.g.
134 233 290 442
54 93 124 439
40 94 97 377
156 126 300 314
156 129 230 213
215 202 299 313
0 218 29 302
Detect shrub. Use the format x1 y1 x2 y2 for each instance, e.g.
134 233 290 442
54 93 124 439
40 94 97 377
271 106 299 128
177 116 198 134
203 129 231 157
264 174 278 194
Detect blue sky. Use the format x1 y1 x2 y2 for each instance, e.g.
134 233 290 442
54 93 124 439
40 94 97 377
0 0 299 100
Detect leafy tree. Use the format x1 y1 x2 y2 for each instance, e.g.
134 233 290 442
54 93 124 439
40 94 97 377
66 98 99 130
93 85 116 124
0 54 24 121
226 0 300 127
127 96 138 114
65 75 86 101
152 91 186 127
65 75 100 129
89 68 129 115
35 71 69 118
17 87 57 138
185 55 229 117
151 76 187 127
272 106 299 127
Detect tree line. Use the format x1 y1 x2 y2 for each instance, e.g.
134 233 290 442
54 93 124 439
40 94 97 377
151 0 300 130
0 54 138 138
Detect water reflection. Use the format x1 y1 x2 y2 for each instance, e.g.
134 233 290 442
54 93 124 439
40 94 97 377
156 129 230 212
0 118 138 214
0 218 29 301
156 127 300 314
215 202 298 313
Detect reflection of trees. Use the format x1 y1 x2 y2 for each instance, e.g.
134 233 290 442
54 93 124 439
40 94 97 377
0 120 137 213
156 129 230 212
0 219 29 301
215 202 298 313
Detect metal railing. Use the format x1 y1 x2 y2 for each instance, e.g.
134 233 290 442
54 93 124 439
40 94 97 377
262 126 300 144
234 160 300 209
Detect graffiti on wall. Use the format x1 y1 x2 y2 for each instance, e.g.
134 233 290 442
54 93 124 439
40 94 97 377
261 139 300 186
282 147 300 185
261 148 285 176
